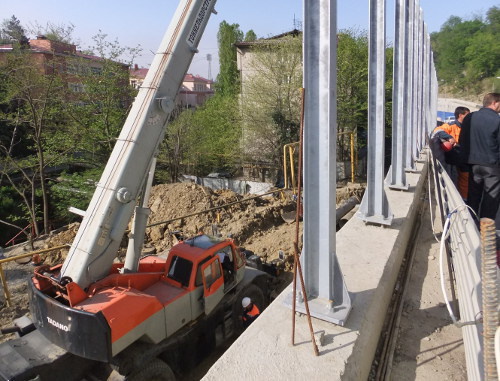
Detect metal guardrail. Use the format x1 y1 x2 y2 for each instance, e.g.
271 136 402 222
429 147 484 380
4 223 35 246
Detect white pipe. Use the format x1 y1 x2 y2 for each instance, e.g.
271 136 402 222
438 204 479 326
439 213 458 324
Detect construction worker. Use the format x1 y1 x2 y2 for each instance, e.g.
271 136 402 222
241 297 260 328
431 106 471 200
434 107 470 143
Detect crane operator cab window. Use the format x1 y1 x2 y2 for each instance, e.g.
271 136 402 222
202 257 222 289
216 246 235 288
167 256 193 288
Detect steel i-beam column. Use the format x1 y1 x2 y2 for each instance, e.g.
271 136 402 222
411 1 421 161
387 0 408 190
417 10 425 152
404 0 416 171
430 59 438 132
284 0 351 325
422 28 429 141
358 0 393 225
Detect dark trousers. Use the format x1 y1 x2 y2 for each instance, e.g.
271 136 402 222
468 165 500 220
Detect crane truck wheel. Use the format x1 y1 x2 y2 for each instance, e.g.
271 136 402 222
124 358 175 381
232 283 268 333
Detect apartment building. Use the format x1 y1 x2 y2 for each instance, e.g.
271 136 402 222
130 65 214 108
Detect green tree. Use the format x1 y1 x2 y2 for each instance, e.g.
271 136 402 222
49 168 101 223
161 95 241 178
65 32 140 161
244 30 257 42
240 35 303 167
0 51 67 235
190 95 241 173
464 31 500 84
486 6 500 35
29 21 76 44
337 29 369 160
0 29 139 236
215 21 243 96
431 7 499 89
0 15 29 47
160 107 196 182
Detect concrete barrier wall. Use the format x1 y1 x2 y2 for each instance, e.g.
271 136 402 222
181 175 273 195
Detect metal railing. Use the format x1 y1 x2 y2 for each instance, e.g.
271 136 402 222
4 223 36 247
429 146 484 380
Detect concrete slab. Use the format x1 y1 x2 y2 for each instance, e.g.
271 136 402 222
202 159 428 381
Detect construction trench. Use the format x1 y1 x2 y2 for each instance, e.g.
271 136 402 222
0 181 364 380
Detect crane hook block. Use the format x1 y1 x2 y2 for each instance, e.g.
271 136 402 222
157 97 174 114
116 187 132 203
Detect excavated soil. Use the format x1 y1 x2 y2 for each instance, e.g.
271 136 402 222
0 182 363 345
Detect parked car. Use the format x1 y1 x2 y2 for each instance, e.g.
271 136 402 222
444 116 455 124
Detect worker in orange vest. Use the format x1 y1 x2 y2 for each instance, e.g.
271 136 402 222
241 297 260 328
432 106 471 200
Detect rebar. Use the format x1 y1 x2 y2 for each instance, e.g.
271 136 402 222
480 218 498 381
0 264 12 307
291 88 319 356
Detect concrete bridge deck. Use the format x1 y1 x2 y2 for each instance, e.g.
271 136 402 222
201 155 467 380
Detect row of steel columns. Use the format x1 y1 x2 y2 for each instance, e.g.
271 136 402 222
294 0 437 325
359 0 438 224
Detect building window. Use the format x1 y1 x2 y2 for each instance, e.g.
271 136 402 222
68 83 85 93
67 63 80 74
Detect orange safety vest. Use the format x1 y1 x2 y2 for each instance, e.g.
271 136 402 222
433 122 469 200
433 122 462 142
242 304 260 321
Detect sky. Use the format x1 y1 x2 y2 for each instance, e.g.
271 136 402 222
0 0 497 79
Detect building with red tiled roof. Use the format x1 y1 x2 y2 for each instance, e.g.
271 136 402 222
129 66 214 108
0 36 129 95
129 64 149 89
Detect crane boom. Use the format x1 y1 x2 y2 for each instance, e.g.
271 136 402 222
61 0 217 289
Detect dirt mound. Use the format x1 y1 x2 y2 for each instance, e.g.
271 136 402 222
42 223 80 265
26 183 298 265
4 183 361 268
336 182 364 204
145 183 294 257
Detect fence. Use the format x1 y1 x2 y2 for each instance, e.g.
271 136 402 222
429 144 484 380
